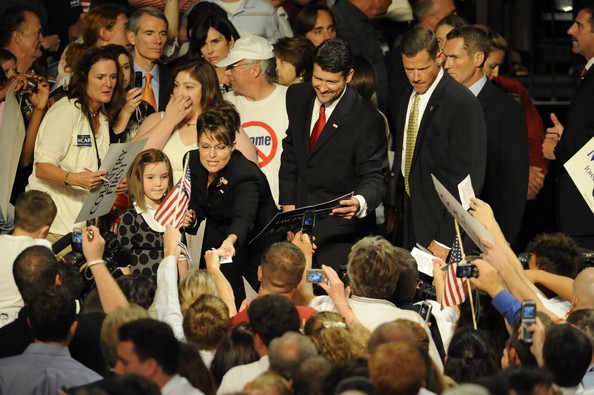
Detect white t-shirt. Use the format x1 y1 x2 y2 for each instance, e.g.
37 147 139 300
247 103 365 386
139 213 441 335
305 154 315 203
28 97 110 235
217 355 269 395
0 236 52 327
224 85 288 206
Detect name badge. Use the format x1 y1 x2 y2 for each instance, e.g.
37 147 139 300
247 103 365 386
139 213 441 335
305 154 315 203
77 135 92 147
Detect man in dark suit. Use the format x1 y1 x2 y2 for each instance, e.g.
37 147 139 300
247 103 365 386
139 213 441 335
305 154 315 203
392 27 487 259
443 26 528 248
543 0 594 250
279 38 387 271
127 7 172 113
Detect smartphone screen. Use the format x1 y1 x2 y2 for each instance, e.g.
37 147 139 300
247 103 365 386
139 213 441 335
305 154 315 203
72 228 83 252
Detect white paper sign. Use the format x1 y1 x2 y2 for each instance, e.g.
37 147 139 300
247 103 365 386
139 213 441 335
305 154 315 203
75 140 147 223
243 276 258 304
411 247 435 278
431 174 494 251
457 174 476 211
0 81 26 221
564 136 594 215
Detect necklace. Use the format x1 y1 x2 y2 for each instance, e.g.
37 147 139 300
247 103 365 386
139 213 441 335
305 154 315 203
186 122 196 128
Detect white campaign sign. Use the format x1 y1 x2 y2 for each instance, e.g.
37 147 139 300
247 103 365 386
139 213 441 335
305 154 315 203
431 174 494 251
564 135 594 215
75 140 147 223
0 81 26 221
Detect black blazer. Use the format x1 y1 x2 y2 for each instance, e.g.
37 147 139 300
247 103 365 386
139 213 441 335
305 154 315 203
555 68 594 238
393 71 488 249
279 84 388 269
157 64 173 112
477 80 529 247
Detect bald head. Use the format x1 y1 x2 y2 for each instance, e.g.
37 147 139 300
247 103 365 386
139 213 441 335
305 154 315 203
573 268 594 309
368 321 416 354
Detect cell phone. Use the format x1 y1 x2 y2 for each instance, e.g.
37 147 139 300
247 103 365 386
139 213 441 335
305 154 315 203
301 210 315 234
456 263 479 278
72 227 83 252
419 301 432 322
306 269 326 283
520 300 537 343
133 71 143 89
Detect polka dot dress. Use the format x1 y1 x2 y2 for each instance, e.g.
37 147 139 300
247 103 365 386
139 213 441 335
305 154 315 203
117 208 164 280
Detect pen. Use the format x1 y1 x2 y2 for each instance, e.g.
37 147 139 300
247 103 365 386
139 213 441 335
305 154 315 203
85 168 109 183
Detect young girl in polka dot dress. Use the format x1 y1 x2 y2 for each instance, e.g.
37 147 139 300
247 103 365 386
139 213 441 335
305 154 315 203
117 149 174 279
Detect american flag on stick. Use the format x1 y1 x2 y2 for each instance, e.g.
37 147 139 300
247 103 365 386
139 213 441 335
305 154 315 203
442 236 468 308
155 160 191 228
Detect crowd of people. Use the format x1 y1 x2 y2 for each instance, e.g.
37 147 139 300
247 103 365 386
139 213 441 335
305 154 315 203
0 0 594 394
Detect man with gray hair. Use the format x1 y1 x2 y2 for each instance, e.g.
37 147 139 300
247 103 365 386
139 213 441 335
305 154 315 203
217 35 288 205
268 332 317 380
127 7 173 113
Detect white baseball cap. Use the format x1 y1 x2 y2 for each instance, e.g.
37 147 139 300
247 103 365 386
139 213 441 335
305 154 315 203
216 35 274 68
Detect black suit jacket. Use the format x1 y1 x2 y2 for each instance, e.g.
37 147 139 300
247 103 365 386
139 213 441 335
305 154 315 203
279 84 388 269
188 150 279 291
393 72 487 249
477 80 529 247
157 64 173 112
555 68 594 239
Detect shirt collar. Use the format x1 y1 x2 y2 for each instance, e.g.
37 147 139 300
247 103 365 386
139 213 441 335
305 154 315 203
468 74 488 97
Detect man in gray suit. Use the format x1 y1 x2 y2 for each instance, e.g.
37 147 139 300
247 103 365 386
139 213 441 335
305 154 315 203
392 27 487 259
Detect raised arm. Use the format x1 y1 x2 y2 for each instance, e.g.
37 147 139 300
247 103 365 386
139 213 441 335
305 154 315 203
205 249 237 317
82 226 129 313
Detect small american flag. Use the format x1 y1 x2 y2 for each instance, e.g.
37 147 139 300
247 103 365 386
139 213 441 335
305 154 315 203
442 237 468 307
155 162 191 228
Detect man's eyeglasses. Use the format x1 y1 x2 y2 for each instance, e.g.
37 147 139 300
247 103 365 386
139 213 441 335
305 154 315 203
198 143 231 153
226 62 255 71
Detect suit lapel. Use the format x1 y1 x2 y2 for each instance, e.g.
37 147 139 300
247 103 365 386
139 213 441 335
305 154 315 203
410 73 447 169
310 87 355 156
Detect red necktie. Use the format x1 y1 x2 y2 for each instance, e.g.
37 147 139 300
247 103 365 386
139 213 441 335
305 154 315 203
310 104 326 151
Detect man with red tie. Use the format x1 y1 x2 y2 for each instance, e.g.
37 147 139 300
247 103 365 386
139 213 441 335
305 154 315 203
279 38 387 271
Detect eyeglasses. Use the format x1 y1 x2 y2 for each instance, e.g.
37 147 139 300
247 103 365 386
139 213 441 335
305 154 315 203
226 62 255 71
198 143 231 153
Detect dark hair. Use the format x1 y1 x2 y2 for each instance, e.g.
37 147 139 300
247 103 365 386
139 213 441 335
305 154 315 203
435 14 468 32
105 44 135 89
349 56 377 102
178 343 217 395
292 355 333 395
247 294 300 347
0 49 16 86
190 14 239 60
210 322 259 385
314 38 353 77
322 357 369 395
293 4 333 38
260 242 306 292
446 25 491 65
401 27 439 59
57 261 85 301
389 250 419 306
444 329 500 383
173 60 223 110
197 100 240 146
13 246 58 304
527 232 582 278
0 5 37 48
500 366 554 395
14 190 57 232
543 324 592 387
116 274 157 310
68 45 125 121
577 0 594 32
274 37 315 83
185 2 227 38
29 285 76 342
118 318 180 375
